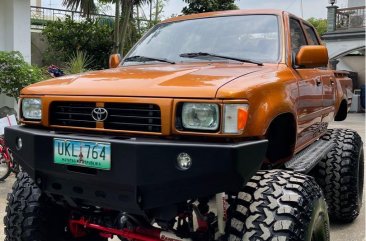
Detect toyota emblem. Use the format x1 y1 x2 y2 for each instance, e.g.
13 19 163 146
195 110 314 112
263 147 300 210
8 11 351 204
91 108 108 121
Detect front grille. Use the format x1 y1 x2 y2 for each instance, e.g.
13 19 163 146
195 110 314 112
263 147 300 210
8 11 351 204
50 102 162 133
104 103 161 132
50 102 96 128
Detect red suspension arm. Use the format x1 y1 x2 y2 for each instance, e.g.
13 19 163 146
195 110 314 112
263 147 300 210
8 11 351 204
70 219 163 241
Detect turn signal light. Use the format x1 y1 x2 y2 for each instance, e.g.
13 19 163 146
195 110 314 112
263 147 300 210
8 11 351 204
237 107 248 131
223 104 249 134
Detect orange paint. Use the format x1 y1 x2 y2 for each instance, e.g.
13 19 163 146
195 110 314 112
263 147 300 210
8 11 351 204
19 9 352 156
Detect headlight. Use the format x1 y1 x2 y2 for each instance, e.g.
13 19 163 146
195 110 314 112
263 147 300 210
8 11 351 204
223 104 249 134
182 103 219 131
22 98 42 120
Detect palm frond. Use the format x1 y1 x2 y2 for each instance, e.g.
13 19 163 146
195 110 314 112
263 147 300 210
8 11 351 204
133 0 150 7
62 0 98 17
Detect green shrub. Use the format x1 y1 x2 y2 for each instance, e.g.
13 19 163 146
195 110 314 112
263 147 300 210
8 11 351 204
182 0 239 15
42 17 114 70
66 51 93 74
0 51 43 99
307 18 328 36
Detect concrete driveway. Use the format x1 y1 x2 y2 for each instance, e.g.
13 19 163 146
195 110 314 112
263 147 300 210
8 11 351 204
0 113 364 241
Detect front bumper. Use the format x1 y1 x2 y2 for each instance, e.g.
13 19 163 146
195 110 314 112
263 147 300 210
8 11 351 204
5 126 268 214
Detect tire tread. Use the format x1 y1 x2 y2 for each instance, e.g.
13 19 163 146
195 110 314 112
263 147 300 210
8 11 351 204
226 170 328 241
4 172 107 241
312 128 364 222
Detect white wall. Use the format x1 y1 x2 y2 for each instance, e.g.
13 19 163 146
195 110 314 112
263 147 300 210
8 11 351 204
337 55 366 89
31 0 42 7
0 96 17 112
0 1 6 51
0 0 31 61
0 0 31 109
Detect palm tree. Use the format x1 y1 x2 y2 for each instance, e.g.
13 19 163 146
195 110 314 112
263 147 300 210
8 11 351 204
119 0 150 55
62 0 97 18
62 0 149 55
113 0 121 53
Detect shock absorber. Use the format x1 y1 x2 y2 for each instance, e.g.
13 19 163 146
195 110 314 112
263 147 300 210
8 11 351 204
216 192 228 235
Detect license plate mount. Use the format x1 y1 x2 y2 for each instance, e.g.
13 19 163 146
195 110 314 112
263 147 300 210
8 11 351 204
54 138 111 170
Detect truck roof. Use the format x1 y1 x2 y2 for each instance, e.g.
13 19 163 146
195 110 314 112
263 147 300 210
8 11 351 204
162 9 285 23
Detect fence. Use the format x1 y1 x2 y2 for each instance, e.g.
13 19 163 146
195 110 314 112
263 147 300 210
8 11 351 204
336 6 366 30
31 6 115 29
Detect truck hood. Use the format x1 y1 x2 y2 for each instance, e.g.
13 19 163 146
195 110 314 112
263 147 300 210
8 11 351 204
22 63 264 98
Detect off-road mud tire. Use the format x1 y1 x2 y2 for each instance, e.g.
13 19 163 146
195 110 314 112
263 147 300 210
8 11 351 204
4 172 107 241
311 129 364 223
226 170 329 241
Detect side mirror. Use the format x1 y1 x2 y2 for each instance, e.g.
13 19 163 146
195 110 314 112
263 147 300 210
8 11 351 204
295 45 329 68
109 54 122 68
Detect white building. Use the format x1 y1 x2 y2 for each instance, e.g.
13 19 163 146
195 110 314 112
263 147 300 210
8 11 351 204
30 0 42 6
0 0 31 110
324 0 365 89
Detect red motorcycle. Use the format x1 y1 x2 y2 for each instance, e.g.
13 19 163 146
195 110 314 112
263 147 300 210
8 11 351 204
0 136 19 181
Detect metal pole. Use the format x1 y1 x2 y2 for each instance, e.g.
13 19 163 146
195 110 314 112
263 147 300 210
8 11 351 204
300 0 304 18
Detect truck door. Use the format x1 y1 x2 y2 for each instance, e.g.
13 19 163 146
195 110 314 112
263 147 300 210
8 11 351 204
303 23 336 122
321 74 336 121
290 18 324 149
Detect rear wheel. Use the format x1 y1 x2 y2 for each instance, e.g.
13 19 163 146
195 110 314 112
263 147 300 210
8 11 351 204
4 172 107 241
311 129 364 223
226 170 329 241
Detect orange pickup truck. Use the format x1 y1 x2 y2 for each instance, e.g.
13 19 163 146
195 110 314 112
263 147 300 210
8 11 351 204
4 9 363 241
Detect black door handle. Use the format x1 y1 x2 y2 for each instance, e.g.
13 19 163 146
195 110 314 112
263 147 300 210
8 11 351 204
316 78 322 86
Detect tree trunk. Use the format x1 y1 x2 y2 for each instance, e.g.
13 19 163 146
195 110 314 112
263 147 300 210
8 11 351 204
154 0 159 23
119 0 133 56
113 0 121 54
136 5 141 34
149 0 153 26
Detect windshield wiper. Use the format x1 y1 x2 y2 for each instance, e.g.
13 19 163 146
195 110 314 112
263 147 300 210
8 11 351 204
124 55 175 64
179 52 263 66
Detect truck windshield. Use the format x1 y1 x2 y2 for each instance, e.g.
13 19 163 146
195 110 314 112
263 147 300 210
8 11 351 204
124 14 280 66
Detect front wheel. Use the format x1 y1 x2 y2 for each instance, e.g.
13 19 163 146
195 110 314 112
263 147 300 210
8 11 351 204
4 172 107 241
226 170 329 241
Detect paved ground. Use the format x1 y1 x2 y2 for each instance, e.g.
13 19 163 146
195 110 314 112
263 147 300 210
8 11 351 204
0 113 364 241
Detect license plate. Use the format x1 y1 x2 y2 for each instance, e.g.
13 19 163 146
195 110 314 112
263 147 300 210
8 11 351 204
54 138 111 170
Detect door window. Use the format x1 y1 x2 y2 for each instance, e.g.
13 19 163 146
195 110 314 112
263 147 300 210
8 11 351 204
290 19 307 55
304 24 320 45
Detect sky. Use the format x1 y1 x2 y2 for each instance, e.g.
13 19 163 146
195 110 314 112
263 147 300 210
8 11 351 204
40 0 350 20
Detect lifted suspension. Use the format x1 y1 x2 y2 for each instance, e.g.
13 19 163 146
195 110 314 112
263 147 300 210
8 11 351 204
69 218 193 241
68 199 220 241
